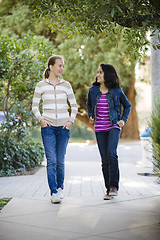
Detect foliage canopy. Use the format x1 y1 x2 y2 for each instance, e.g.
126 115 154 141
23 0 160 30
22 0 160 53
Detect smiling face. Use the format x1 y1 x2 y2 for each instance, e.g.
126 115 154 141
50 58 64 77
96 66 104 85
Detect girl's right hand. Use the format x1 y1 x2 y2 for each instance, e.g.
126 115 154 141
40 119 51 127
89 116 94 124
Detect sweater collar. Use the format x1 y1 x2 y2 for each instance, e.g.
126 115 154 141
44 78 65 84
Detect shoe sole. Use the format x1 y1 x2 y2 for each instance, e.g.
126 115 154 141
104 196 114 200
109 193 118 196
51 200 61 204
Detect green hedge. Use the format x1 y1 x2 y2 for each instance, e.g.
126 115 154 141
0 135 44 176
0 198 11 211
150 100 160 177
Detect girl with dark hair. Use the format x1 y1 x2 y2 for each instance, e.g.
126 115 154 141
87 64 131 200
32 55 78 203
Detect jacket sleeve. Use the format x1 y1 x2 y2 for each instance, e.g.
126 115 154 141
87 88 93 118
119 88 131 122
32 83 43 122
66 82 78 123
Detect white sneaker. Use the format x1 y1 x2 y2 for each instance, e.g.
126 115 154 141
57 188 64 199
51 193 61 204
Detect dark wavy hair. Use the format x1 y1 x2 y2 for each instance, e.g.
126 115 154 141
93 63 121 88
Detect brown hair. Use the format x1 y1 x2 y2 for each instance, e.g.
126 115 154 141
44 55 64 79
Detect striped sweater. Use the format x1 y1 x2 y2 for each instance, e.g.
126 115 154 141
32 78 78 126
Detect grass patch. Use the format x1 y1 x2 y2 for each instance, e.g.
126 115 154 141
0 198 11 211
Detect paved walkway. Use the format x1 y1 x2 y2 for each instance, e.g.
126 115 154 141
0 140 160 240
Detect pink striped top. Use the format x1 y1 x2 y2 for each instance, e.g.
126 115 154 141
94 94 121 132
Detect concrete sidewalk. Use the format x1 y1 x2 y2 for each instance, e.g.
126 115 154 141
0 141 160 240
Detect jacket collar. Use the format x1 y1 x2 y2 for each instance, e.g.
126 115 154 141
93 85 113 94
44 78 65 84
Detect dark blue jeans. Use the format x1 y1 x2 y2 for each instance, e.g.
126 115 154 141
41 126 70 195
95 128 121 192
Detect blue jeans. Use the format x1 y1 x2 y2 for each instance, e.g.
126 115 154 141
95 128 121 192
41 126 70 195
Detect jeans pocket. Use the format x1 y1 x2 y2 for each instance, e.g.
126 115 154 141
41 125 52 129
41 126 47 129
62 127 70 137
41 126 52 136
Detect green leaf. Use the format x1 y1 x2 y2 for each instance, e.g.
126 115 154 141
152 44 157 50
111 8 115 18
116 5 123 13
156 45 160 50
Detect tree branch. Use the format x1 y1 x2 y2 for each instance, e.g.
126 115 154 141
113 14 152 28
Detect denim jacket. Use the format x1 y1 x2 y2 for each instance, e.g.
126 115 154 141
87 85 131 125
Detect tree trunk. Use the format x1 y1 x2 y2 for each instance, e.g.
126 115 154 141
120 78 140 139
150 30 160 111
76 78 140 139
76 112 94 130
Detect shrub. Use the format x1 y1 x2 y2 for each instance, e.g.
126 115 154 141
150 100 160 177
0 198 11 211
0 135 44 176
0 34 53 177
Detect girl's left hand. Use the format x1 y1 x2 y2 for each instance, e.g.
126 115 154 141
63 121 73 130
117 120 125 128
